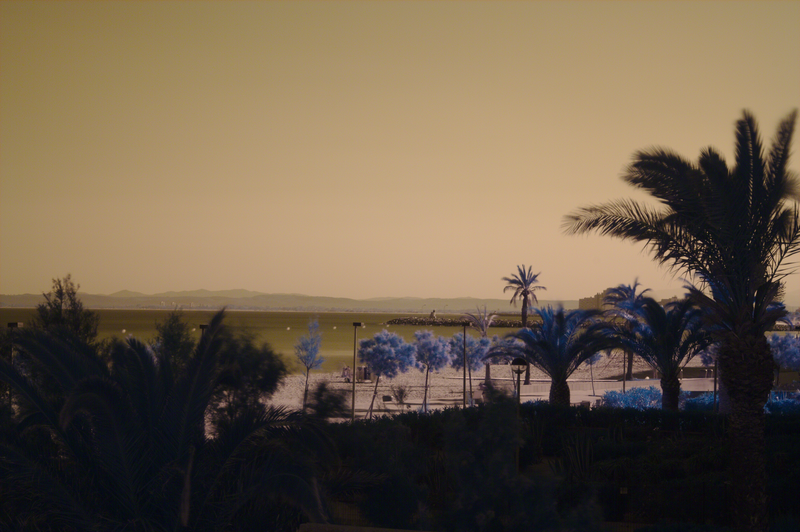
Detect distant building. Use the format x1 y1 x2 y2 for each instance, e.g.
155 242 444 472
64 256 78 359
578 289 612 310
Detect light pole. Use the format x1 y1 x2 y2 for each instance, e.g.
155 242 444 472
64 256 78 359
511 357 527 471
462 323 467 407
352 322 363 424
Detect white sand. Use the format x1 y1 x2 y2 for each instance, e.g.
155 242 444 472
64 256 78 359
268 355 711 415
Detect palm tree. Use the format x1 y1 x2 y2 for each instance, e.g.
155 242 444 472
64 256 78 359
487 306 603 406
0 310 329 531
463 306 498 382
564 110 800 532
502 265 546 384
593 297 712 410
603 280 650 381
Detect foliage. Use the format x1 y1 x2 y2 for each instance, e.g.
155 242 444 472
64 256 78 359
358 330 415 379
502 265 546 328
448 332 490 372
359 330 415 418
488 306 604 405
295 319 324 373
153 307 196 372
462 305 498 337
30 274 99 345
295 319 324 411
601 386 664 410
564 110 800 531
413 330 450 373
592 296 712 410
207 327 288 432
768 333 800 371
304 380 349 421
413 330 450 411
0 310 329 531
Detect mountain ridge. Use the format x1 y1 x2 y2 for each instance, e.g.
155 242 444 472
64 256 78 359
0 290 579 313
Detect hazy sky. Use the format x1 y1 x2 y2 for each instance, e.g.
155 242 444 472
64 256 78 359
2 1 799 304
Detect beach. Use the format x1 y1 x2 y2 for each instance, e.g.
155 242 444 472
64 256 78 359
269 356 715 416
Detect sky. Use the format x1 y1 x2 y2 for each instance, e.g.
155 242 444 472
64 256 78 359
2 1 800 305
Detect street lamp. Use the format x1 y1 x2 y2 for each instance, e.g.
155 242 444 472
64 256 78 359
352 322 363 424
511 357 527 471
462 323 467 407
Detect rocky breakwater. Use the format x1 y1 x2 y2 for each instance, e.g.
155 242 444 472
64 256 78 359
385 317 524 328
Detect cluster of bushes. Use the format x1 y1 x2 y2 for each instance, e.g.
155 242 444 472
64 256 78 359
599 387 800 414
322 401 800 531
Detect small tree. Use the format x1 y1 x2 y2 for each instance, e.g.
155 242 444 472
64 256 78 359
768 333 800 387
449 333 491 404
358 330 415 419
413 330 450 412
153 308 196 373
463 306 498 382
31 274 99 345
295 319 324 412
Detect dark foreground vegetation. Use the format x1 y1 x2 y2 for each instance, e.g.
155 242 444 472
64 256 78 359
2 292 800 531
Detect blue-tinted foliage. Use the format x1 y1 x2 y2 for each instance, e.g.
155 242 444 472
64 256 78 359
413 330 450 372
358 330 416 379
294 319 323 374
601 387 663 410
448 333 490 372
768 333 800 371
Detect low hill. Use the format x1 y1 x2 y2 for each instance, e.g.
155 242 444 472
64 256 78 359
0 290 578 313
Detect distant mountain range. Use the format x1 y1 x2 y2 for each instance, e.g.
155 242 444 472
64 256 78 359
0 289 579 313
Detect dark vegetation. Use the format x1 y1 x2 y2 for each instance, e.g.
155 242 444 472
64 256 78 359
2 277 800 531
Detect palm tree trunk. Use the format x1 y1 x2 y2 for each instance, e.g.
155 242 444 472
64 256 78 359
660 372 681 411
484 362 491 383
549 378 570 406
625 349 634 380
718 335 774 532
522 299 531 384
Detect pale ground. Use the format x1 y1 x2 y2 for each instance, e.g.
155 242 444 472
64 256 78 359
268 354 716 417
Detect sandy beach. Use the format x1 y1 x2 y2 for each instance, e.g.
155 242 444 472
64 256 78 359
269 355 715 416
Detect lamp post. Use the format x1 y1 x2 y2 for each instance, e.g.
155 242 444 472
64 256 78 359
462 323 467 407
511 357 527 471
352 322 363 424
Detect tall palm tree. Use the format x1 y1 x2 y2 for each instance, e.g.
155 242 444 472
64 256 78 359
564 110 800 532
592 297 712 410
487 306 603 406
463 305 498 382
603 280 650 381
502 265 546 384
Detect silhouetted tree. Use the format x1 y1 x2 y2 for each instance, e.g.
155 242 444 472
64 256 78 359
592 297 712 410
31 274 99 345
488 306 603 406
153 307 196 373
502 265 546 383
564 110 800 531
603 280 650 380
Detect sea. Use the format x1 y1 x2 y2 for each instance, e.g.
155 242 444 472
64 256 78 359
0 308 513 373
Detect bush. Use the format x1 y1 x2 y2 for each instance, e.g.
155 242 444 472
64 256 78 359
601 387 662 410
